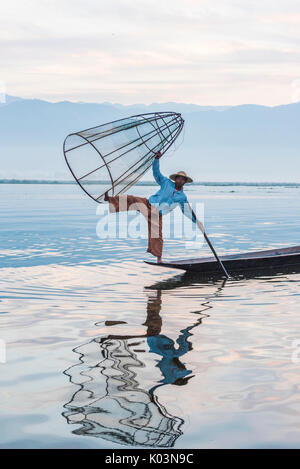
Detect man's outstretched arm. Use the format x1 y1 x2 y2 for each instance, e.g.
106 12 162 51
180 196 197 223
152 151 167 186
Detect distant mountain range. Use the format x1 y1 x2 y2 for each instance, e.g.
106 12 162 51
0 95 299 181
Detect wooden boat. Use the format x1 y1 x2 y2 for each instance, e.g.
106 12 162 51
145 245 300 277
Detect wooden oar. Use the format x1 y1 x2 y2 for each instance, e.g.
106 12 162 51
188 204 231 279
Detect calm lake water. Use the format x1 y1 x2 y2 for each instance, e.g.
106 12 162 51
1 182 300 448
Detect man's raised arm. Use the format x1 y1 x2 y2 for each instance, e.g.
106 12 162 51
152 151 167 186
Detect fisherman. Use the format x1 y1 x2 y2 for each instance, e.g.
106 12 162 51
105 150 195 263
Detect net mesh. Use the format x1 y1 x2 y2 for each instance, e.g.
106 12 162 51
63 112 184 202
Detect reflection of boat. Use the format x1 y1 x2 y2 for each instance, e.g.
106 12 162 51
145 271 226 290
145 245 300 277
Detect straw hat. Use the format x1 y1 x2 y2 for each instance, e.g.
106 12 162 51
169 171 193 183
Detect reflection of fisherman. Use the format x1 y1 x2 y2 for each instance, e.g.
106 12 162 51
148 331 193 390
145 290 193 390
63 289 203 447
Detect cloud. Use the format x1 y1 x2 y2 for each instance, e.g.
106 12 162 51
1 0 300 105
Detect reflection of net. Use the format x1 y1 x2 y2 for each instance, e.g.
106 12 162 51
63 337 183 447
63 112 184 203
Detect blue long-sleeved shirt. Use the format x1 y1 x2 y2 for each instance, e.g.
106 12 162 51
148 159 196 222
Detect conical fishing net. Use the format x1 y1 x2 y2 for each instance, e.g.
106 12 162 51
63 112 184 202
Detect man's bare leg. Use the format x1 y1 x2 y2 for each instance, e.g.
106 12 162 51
105 192 162 261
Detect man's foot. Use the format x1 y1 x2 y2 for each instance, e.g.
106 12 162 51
157 257 162 263
104 191 109 201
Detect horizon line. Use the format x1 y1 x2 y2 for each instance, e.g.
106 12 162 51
2 94 300 109
1 179 300 187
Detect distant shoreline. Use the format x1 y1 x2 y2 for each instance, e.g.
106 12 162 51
1 179 300 187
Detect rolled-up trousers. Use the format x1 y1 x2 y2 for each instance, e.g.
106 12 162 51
108 195 163 258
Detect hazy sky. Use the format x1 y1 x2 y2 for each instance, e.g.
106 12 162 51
1 0 300 105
